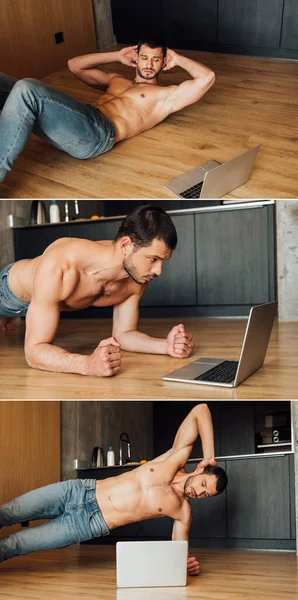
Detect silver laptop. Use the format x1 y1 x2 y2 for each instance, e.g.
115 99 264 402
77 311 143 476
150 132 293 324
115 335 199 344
164 145 260 199
163 301 277 388
116 541 188 588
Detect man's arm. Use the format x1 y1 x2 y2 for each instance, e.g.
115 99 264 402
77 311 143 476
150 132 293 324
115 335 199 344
172 506 200 576
67 46 137 89
24 259 121 377
151 404 216 468
112 292 193 357
164 49 215 113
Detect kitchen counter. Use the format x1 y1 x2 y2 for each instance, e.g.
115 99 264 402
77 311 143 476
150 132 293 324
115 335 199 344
11 200 275 229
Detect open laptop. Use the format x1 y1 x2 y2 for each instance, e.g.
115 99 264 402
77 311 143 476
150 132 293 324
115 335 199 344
116 541 188 588
164 145 260 199
163 301 277 388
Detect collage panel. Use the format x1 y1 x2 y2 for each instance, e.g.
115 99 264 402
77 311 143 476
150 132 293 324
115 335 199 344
0 199 297 400
0 400 297 599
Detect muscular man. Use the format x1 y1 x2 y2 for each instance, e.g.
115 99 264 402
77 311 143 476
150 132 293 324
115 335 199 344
0 35 215 182
0 403 228 575
0 205 193 376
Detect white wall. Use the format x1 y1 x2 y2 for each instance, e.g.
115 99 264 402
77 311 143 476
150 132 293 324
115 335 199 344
92 0 116 50
276 200 298 321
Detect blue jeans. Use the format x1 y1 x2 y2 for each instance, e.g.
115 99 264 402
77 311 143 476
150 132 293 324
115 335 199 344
0 73 116 182
0 263 29 318
0 479 109 562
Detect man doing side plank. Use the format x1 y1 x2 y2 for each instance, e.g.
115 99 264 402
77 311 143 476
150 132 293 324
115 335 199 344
0 205 193 376
0 36 215 182
0 403 228 575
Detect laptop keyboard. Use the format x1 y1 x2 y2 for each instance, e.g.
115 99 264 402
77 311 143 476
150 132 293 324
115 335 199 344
195 360 239 383
180 181 203 198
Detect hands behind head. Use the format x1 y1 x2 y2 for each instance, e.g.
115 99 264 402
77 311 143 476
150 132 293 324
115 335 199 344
118 45 138 67
197 457 217 470
187 555 200 576
166 323 194 358
86 336 122 377
163 48 178 71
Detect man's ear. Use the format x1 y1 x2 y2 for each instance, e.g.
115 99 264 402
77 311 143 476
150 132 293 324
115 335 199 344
194 465 204 475
119 236 134 255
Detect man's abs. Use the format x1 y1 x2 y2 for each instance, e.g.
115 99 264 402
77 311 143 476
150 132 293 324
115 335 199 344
93 83 173 142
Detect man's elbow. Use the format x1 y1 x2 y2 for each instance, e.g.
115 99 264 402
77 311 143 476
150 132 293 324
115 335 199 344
24 344 39 369
205 69 216 90
68 58 79 75
193 403 210 417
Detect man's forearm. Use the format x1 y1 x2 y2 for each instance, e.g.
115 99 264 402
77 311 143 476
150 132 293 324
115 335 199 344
115 330 167 354
68 51 121 72
174 404 215 460
175 53 213 80
25 343 89 375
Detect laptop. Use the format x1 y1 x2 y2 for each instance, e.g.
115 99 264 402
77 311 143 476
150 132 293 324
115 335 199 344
116 540 188 588
164 145 260 199
163 301 277 388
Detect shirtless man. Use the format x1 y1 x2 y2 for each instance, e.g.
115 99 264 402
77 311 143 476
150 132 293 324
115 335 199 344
0 205 193 376
0 35 215 182
0 403 228 575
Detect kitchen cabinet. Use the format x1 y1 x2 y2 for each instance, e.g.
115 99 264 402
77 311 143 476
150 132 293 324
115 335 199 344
195 204 275 308
280 0 298 51
140 214 196 307
226 455 291 539
218 0 284 48
163 0 217 48
110 0 163 44
219 402 255 457
13 202 276 317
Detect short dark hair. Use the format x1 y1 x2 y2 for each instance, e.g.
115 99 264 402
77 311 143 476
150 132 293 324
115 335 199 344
203 465 228 495
114 205 177 251
137 35 167 58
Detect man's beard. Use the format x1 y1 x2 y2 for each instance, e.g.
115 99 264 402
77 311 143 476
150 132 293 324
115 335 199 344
123 255 146 285
136 65 162 80
184 476 193 497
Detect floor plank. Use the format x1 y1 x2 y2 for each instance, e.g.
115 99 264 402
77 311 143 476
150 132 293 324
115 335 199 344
0 545 297 600
1 49 298 199
1 318 297 399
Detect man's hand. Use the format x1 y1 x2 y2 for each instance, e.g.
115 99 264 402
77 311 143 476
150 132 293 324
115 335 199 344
187 556 200 576
85 337 122 377
163 49 179 71
118 45 138 67
166 324 193 358
197 457 217 469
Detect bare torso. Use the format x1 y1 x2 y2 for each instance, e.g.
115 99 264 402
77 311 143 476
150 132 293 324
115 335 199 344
95 460 189 530
8 237 142 310
93 77 175 142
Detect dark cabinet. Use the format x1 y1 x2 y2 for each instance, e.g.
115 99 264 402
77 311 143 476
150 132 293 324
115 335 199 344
141 214 196 306
280 0 298 51
185 460 227 538
68 220 121 242
14 223 70 259
219 402 255 457
226 455 291 539
195 205 275 307
163 0 217 48
218 0 284 48
111 0 163 44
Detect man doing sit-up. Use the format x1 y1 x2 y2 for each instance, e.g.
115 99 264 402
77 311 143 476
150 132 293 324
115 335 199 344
0 403 228 575
0 35 215 182
0 205 193 377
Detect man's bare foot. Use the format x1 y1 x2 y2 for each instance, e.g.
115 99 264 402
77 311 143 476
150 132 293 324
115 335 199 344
0 318 15 331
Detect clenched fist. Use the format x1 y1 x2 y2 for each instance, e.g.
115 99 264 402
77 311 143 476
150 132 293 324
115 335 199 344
187 555 200 576
86 337 122 377
166 324 193 358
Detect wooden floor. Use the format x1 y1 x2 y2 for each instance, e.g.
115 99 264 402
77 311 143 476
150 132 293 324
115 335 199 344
1 49 298 199
1 318 297 400
0 545 297 599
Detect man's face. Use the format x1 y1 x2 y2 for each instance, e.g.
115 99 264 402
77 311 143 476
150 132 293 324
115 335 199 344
136 44 165 80
123 238 172 285
184 473 218 500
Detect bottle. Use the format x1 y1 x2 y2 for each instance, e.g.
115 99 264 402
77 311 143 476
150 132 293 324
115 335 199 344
49 200 60 223
107 446 115 466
